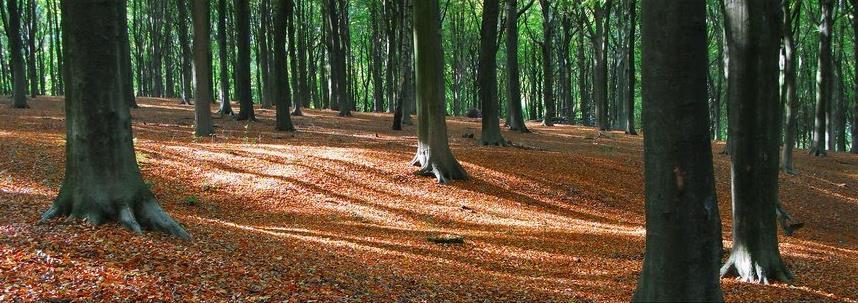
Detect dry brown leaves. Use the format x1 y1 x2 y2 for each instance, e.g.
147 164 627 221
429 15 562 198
0 97 856 302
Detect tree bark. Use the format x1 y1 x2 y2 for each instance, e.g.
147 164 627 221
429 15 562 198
287 0 303 116
852 0 858 153
5 0 28 108
477 0 507 146
216 0 234 116
505 0 530 132
192 0 214 137
539 0 554 126
411 0 467 184
44 0 189 240
633 1 722 300
273 0 296 131
177 0 194 105
721 0 792 284
234 0 256 121
118 0 136 108
810 0 833 156
625 0 638 135
781 0 800 173
594 0 613 131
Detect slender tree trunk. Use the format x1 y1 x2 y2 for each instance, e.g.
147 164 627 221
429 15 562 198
411 0 467 184
370 2 385 113
259 0 273 109
625 0 638 135
273 0 296 131
287 0 303 116
505 0 529 132
721 0 793 284
781 0 800 173
633 1 722 300
177 0 193 105
811 0 833 156
5 0 29 108
539 0 555 126
216 0 234 116
26 0 38 98
594 1 613 131
852 0 858 153
44 0 189 240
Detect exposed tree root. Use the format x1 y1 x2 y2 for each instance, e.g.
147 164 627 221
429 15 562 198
777 201 804 236
414 160 468 184
40 191 190 240
479 138 508 147
720 251 793 284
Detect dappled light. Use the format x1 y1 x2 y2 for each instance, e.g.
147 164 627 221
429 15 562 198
1 97 856 301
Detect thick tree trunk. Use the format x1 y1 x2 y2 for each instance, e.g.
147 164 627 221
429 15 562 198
273 0 296 131
192 0 214 137
216 0 234 116
721 0 792 284
477 0 507 146
177 0 194 105
234 0 256 121
781 0 800 173
539 0 554 126
5 0 29 108
810 0 833 156
505 0 529 132
411 0 467 184
44 0 189 240
633 1 722 301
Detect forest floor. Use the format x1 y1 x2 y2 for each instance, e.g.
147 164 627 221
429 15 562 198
0 96 857 302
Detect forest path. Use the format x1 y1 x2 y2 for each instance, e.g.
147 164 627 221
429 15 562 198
1 97 856 302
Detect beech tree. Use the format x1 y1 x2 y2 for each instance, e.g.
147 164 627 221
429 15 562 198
810 0 833 156
234 0 256 121
632 0 722 301
505 0 531 133
720 0 793 283
781 0 801 173
42 0 189 239
411 0 467 184
3 0 28 108
273 0 296 131
477 0 506 146
192 0 214 137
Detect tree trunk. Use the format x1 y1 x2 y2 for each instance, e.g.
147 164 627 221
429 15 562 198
632 1 722 300
625 0 638 135
505 0 529 132
26 0 38 98
216 0 234 116
234 0 255 121
192 0 214 137
259 0 273 109
411 0 467 184
477 0 507 146
273 0 296 131
370 1 385 113
810 0 833 156
177 0 194 105
44 0 189 240
287 0 303 116
781 0 800 173
5 0 29 108
594 1 613 131
721 0 793 284
539 0 555 126
852 0 858 154
118 0 136 108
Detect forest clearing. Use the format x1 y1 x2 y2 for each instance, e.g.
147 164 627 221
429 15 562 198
1 97 856 302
